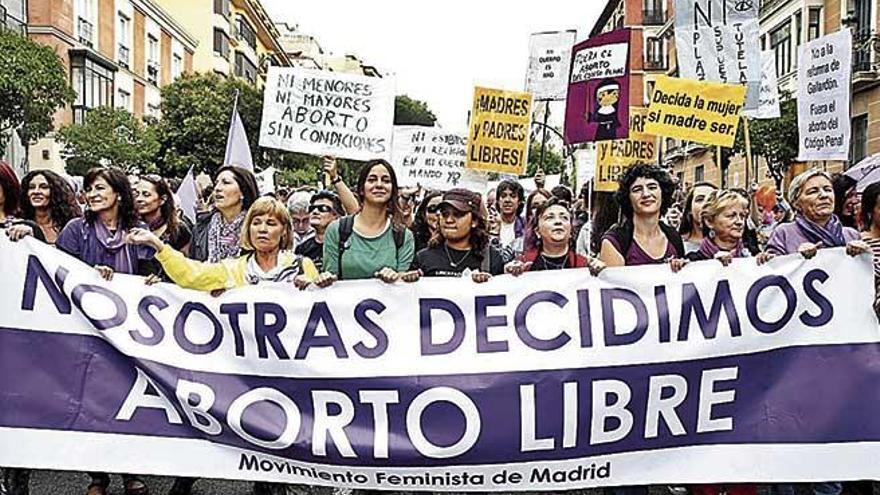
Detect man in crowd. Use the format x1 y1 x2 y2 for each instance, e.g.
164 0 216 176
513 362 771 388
287 191 315 248
294 190 344 271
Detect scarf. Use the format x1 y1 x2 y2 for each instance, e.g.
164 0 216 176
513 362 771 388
207 211 244 263
93 219 132 274
698 237 745 260
795 214 846 248
244 253 303 285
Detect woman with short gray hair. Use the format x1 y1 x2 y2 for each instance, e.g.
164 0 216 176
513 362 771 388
765 169 868 259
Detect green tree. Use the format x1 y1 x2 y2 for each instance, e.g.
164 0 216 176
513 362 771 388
526 141 565 177
0 29 75 155
733 94 799 189
394 95 437 126
57 106 160 175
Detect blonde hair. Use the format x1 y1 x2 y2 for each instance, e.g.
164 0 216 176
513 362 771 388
789 168 833 208
700 190 748 235
240 197 294 251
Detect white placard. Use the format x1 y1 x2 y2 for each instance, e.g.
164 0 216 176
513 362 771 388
259 67 395 161
744 51 781 120
674 0 762 110
525 30 577 101
575 145 597 191
797 30 852 161
391 126 488 191
570 43 629 83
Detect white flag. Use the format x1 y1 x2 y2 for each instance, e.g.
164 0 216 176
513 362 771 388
255 167 276 196
176 167 198 225
224 105 254 172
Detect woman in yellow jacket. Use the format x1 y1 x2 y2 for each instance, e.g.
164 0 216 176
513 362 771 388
128 196 318 291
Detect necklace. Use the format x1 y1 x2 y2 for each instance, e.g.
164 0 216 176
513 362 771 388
444 244 473 268
539 252 568 270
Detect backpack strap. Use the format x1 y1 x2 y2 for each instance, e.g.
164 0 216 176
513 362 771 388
337 215 355 280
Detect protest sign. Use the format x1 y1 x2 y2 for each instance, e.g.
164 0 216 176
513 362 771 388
797 30 852 162
674 0 762 110
466 87 532 175
391 126 488 191
259 67 395 161
595 108 657 192
565 29 631 144
575 145 597 191
2 237 880 489
526 30 578 101
645 76 746 148
743 51 781 120
255 167 276 195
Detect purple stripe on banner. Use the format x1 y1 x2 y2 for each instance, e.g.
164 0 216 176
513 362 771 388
1 327 880 467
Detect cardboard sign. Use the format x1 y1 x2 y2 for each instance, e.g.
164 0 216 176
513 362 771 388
674 0 762 110
645 76 746 148
797 30 853 161
564 29 631 144
526 30 578 101
391 126 488 191
595 108 657 192
744 51 781 120
466 87 532 175
259 67 395 161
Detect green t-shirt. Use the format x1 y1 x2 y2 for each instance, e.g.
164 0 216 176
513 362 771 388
322 217 415 280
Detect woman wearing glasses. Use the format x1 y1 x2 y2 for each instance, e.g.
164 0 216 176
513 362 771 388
412 190 443 253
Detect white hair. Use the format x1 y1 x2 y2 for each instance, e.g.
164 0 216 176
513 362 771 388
286 191 313 214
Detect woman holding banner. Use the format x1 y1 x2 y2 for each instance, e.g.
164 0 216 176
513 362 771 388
678 182 718 254
135 174 191 258
18 169 80 246
685 189 773 266
314 160 414 287
189 165 259 263
598 164 686 272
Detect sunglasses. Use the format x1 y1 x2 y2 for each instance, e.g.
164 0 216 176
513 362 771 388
308 204 334 214
399 194 416 204
426 205 442 214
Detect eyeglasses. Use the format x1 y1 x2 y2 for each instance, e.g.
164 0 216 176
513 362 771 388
426 205 442 214
399 194 416 204
308 204 334 214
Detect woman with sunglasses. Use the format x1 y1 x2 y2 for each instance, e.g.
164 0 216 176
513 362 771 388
294 191 344 272
405 188 504 281
412 190 443 253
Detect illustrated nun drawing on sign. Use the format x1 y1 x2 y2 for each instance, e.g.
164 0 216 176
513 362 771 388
589 79 621 141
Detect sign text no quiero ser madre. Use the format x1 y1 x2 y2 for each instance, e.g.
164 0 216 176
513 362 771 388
259 67 396 161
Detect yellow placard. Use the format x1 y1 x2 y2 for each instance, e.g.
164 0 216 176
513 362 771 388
644 76 746 148
595 108 657 192
466 87 533 175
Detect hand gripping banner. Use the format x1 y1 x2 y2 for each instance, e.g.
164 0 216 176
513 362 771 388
1 237 880 491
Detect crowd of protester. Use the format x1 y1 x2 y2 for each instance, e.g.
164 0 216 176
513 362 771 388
0 155 878 495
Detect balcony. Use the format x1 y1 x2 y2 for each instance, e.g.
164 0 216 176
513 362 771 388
146 60 159 84
118 45 130 69
644 58 667 71
853 31 880 90
78 17 93 47
642 9 666 26
0 5 26 35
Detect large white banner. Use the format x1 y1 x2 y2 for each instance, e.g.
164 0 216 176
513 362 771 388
674 0 762 109
259 67 395 161
797 30 853 162
525 30 578 101
1 237 880 490
391 126 488 192
743 51 781 120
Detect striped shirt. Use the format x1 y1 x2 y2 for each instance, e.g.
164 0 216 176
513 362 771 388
861 233 880 280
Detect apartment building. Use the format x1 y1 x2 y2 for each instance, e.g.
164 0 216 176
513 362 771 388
1 0 29 175
26 0 197 172
275 22 324 70
155 0 290 86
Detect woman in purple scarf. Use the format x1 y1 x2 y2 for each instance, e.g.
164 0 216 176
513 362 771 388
686 189 773 266
765 169 868 260
56 167 156 281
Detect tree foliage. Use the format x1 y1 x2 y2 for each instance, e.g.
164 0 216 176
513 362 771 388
0 29 74 155
57 106 160 176
394 95 437 126
733 93 799 188
526 141 565 177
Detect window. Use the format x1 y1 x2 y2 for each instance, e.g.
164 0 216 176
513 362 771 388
146 35 159 84
643 0 665 24
854 0 872 71
118 13 130 68
117 89 130 110
172 53 183 80
77 0 94 46
851 115 868 165
807 8 822 41
70 52 115 124
694 165 705 183
1 0 26 32
213 28 230 58
236 16 257 50
147 103 161 119
770 21 792 76
793 12 802 68
213 0 229 18
234 51 257 84
645 37 665 70
646 80 656 105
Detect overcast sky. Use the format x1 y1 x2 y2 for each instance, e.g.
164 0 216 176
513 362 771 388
262 1 608 131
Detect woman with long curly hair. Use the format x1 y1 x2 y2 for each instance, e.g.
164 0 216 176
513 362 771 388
19 170 80 245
